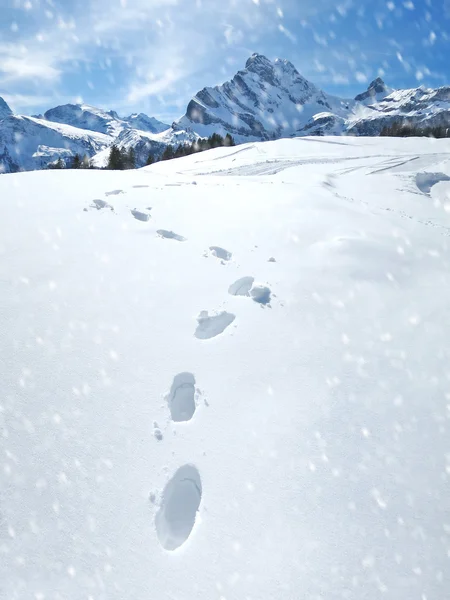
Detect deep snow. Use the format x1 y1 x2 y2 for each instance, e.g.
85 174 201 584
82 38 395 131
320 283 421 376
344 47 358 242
1 136 450 600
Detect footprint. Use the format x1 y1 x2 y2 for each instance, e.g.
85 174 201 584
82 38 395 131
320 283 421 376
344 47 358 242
415 172 450 195
268 257 277 263
209 246 232 261
133 185 149 189
157 230 186 242
195 310 235 340
167 373 196 422
155 465 202 551
131 208 151 222
92 199 112 210
105 189 125 197
229 277 272 305
228 276 254 297
250 284 271 305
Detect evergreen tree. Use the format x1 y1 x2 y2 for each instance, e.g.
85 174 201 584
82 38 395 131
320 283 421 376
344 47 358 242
54 157 64 169
107 145 124 170
161 145 175 161
146 152 155 166
126 147 136 169
71 154 81 169
225 133 235 146
81 154 90 169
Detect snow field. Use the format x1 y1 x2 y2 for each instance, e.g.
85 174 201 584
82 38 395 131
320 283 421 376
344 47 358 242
1 136 450 599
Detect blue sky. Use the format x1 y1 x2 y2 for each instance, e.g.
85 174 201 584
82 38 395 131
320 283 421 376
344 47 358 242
0 0 448 122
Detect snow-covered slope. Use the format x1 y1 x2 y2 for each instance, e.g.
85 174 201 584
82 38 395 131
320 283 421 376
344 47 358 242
1 136 450 600
124 113 170 134
44 103 127 137
177 53 353 141
0 114 111 172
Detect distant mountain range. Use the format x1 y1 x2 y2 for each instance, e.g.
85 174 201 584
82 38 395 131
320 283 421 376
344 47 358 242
2 52 450 173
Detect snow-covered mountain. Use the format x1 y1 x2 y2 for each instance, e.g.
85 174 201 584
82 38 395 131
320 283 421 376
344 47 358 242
348 84 450 135
0 99 172 172
124 113 169 134
178 54 450 140
177 53 353 142
354 77 394 105
0 114 111 172
44 103 125 137
44 104 170 137
2 136 450 599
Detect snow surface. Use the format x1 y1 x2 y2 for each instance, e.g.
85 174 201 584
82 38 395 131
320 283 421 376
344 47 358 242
1 136 450 599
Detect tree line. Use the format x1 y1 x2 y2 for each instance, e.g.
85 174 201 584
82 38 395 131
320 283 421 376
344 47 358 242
48 132 236 171
159 133 235 162
380 121 450 138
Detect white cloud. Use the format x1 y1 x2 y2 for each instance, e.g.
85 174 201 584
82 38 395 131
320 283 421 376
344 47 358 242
355 72 368 84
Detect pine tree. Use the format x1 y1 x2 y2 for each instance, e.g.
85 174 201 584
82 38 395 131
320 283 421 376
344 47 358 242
126 147 136 169
161 145 175 161
54 157 64 169
225 133 235 146
81 154 90 169
107 145 123 170
146 152 155 166
71 154 81 169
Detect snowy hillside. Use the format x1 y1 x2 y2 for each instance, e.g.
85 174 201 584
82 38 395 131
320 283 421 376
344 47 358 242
1 136 449 600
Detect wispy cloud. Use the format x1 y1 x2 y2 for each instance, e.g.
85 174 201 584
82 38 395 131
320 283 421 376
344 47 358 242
0 0 447 117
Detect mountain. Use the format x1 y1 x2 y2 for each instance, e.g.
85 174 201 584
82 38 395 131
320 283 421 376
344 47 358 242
44 103 126 137
177 53 353 141
0 98 175 172
0 97 13 121
348 85 450 135
123 113 169 134
0 114 111 172
354 77 394 105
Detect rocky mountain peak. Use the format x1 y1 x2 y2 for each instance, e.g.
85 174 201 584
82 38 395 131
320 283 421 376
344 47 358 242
0 97 13 120
355 77 392 103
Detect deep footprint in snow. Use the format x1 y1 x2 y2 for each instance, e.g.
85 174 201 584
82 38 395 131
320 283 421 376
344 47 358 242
167 373 196 422
157 229 186 242
195 310 235 340
209 246 232 261
229 277 272 305
228 276 255 297
250 284 272 305
415 172 450 195
155 465 202 551
131 208 151 222
92 199 113 210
